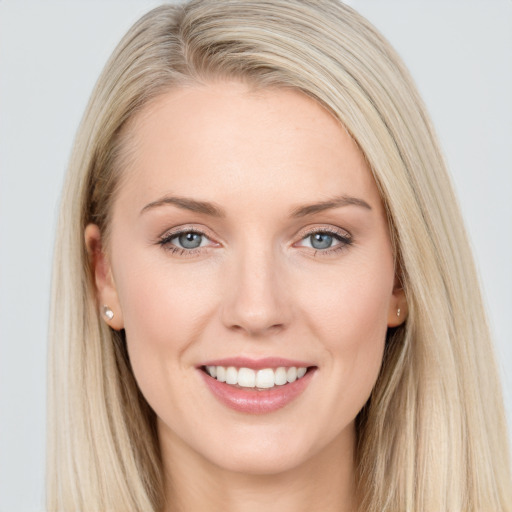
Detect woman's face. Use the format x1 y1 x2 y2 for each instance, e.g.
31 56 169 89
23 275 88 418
89 82 405 475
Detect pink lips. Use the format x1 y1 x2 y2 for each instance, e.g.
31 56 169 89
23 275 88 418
198 357 316 414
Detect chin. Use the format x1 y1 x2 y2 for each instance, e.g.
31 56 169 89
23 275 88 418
194 421 339 477
210 444 309 476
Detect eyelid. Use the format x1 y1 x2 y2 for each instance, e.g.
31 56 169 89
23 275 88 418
157 224 221 252
293 225 353 254
295 225 352 242
158 224 217 240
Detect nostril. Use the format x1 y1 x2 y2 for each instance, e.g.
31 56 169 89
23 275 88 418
228 321 285 336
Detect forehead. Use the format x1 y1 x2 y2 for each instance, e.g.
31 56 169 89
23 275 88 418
115 81 382 215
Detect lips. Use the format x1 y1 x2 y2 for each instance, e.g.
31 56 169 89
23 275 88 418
198 357 317 414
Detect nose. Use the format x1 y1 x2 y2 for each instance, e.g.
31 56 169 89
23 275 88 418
221 246 291 336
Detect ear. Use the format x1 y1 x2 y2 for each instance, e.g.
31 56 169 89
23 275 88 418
387 277 408 328
84 224 124 330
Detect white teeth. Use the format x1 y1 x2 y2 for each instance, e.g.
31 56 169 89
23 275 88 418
226 366 238 385
274 367 287 386
205 365 309 388
216 366 226 383
238 367 256 387
256 368 275 389
286 367 297 383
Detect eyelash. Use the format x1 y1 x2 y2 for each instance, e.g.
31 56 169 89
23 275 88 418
157 226 353 256
158 227 213 256
296 227 353 256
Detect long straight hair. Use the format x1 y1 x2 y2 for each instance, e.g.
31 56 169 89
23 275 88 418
47 1 511 510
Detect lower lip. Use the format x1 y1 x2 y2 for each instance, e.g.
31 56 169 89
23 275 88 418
199 368 316 414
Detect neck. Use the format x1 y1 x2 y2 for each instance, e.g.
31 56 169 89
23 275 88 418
160 424 356 512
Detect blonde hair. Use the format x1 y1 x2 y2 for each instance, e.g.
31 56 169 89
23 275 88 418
47 1 511 510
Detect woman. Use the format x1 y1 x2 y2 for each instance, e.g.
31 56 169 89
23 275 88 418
47 1 511 510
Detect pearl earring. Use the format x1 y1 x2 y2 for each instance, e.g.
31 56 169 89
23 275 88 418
397 308 401 318
103 305 114 320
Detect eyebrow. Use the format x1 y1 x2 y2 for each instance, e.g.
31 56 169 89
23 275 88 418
290 195 372 217
140 193 372 218
140 195 226 217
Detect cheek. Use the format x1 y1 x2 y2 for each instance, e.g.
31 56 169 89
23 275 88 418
302 258 392 344
111 248 219 401
114 243 217 333
299 256 393 409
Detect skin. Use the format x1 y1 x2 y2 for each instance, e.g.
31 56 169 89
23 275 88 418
86 82 407 512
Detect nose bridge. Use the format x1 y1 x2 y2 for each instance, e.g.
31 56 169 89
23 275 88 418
221 238 290 335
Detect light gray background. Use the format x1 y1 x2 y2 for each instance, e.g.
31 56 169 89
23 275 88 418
1 1 511 510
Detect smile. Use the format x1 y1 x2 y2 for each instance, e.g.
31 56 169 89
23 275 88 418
199 359 317 414
203 365 308 389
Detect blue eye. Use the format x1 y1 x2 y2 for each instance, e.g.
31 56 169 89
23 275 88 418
309 232 334 249
159 229 212 253
297 229 352 252
174 232 204 249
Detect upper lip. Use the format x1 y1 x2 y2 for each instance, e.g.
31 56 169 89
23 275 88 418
198 357 315 370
